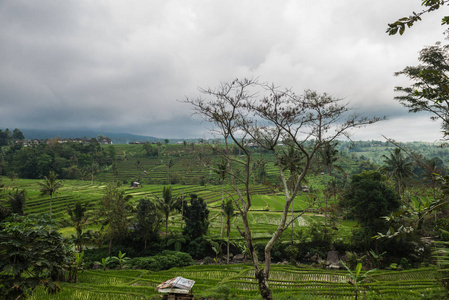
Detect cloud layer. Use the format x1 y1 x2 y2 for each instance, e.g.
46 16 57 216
0 0 446 141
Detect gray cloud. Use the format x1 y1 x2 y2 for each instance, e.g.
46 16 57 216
0 0 447 141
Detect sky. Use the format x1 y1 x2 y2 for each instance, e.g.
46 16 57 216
0 0 447 142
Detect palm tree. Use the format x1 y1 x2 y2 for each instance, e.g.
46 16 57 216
100 183 133 255
8 189 26 215
155 186 180 237
224 199 235 265
319 141 340 230
382 148 414 197
38 171 63 215
68 200 90 252
135 160 143 171
90 162 100 185
214 160 227 238
280 145 305 243
8 171 18 186
280 145 304 190
163 159 176 184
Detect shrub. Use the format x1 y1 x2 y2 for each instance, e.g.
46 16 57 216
130 251 193 271
0 214 72 299
285 244 300 264
254 241 289 262
187 237 213 259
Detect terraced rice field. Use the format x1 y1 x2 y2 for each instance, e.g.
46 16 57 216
28 265 445 299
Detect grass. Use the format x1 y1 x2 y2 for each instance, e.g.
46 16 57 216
28 265 446 299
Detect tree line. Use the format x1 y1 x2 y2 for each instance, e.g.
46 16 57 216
1 137 114 180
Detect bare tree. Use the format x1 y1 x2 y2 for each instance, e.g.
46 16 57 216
185 78 381 300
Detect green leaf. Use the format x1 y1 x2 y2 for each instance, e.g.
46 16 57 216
355 263 362 276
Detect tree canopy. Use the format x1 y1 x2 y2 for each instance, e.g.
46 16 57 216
387 0 449 35
185 78 381 300
340 171 401 234
182 194 209 240
394 37 449 138
0 214 72 299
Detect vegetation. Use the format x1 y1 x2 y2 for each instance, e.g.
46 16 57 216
1 137 449 298
182 194 209 240
185 78 381 299
2 3 449 297
98 183 133 255
387 0 449 35
0 214 72 299
37 171 63 215
340 171 401 247
27 265 446 299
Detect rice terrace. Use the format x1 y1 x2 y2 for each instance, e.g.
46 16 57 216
4 0 449 299
2 131 449 299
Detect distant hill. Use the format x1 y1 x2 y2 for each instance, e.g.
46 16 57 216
21 129 162 144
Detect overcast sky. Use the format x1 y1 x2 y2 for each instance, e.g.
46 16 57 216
0 1 447 142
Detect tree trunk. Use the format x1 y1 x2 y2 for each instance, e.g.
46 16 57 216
291 199 294 244
165 216 169 238
255 269 273 300
241 211 274 300
49 194 53 215
226 217 230 265
220 185 224 238
325 166 330 231
108 239 112 256
180 191 184 234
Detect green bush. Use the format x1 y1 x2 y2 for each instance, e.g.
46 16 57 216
254 241 289 262
285 244 300 264
130 251 193 271
187 237 213 259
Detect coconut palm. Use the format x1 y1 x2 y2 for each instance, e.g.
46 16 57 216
155 186 180 237
67 200 91 252
224 199 236 265
280 145 305 243
319 141 340 230
37 171 63 215
8 189 26 215
214 160 227 238
280 145 304 190
382 148 415 197
163 159 176 184
8 171 18 186
90 162 100 185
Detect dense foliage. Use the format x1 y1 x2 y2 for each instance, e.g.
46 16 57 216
1 138 112 179
182 194 209 240
134 198 160 250
129 251 193 271
0 214 72 299
340 171 401 235
0 128 24 147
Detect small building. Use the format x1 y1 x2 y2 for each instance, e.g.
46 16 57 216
130 182 140 188
156 277 195 300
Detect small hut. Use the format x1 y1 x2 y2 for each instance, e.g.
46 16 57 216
156 276 195 300
131 182 140 188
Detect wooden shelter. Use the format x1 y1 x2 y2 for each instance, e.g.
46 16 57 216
156 276 195 300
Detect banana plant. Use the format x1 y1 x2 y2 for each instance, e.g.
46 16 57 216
68 251 84 283
110 251 130 269
95 257 112 271
341 261 377 300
